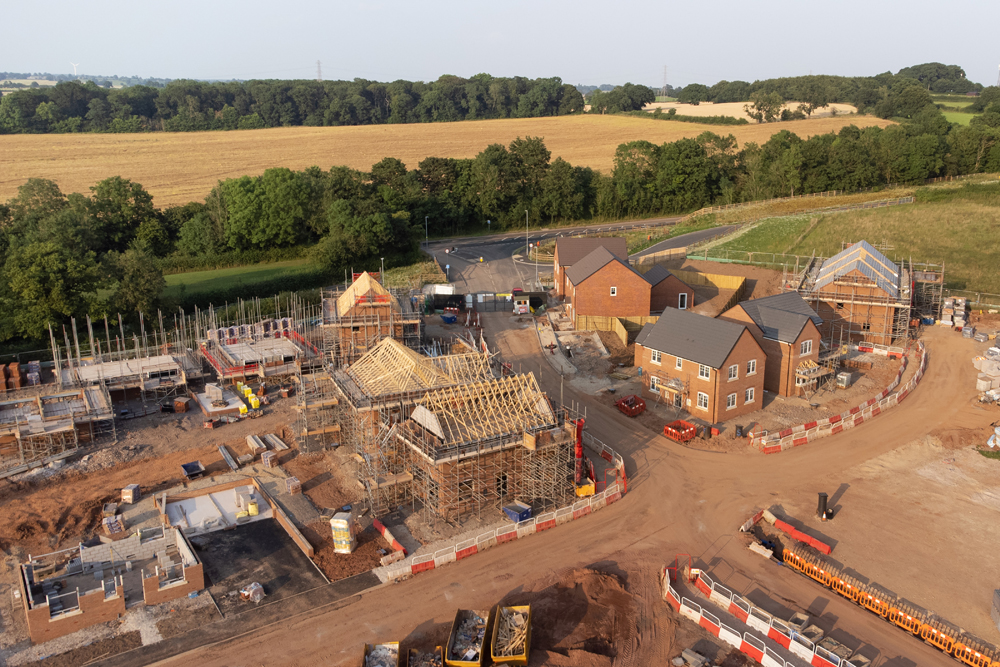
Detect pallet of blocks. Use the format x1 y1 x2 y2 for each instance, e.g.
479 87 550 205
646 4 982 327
261 451 277 468
331 511 356 554
491 605 531 665
446 609 493 666
407 647 443 667
363 642 400 667
286 476 301 495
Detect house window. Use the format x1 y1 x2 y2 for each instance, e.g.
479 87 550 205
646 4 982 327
673 392 682 408
651 350 661 365
796 376 812 386
747 359 757 376
862 322 871 332
678 293 688 310
675 357 683 370
728 364 738 381
745 387 755 404
698 364 710 380
726 393 737 410
800 340 813 356
650 376 661 394
696 392 709 410
610 286 617 296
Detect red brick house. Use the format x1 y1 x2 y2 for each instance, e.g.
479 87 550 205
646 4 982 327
553 237 628 297
644 265 695 312
721 292 823 397
634 309 765 424
565 247 651 324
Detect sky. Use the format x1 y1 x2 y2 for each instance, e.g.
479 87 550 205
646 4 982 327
3 0 997 87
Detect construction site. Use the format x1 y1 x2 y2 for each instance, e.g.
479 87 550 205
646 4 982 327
3 237 1000 667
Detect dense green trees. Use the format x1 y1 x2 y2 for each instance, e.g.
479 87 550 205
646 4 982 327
0 75 585 134
5 99 1000 342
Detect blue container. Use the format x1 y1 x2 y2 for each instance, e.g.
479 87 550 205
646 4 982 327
441 314 457 324
921 317 935 325
503 501 532 523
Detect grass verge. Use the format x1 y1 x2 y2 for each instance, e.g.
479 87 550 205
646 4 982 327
710 180 1000 293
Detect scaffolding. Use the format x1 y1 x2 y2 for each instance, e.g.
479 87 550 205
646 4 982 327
320 272 424 368
0 386 115 478
784 241 925 347
295 371 344 453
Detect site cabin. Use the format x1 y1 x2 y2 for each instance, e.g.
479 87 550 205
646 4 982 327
721 292 824 397
553 236 627 297
644 264 695 312
565 247 651 327
635 309 765 424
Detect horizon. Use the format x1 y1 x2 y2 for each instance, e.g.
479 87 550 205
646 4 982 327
1 0 996 89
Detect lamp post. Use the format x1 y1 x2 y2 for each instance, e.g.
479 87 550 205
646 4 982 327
525 209 529 256
380 257 384 281
424 216 428 249
487 219 491 233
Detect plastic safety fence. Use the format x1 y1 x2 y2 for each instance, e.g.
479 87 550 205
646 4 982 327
681 569 871 667
659 568 821 667
381 435 628 583
782 544 1000 667
751 342 926 454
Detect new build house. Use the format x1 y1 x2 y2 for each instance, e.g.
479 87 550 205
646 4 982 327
721 292 824 397
634 309 765 423
565 247 651 324
644 264 695 313
553 237 628 297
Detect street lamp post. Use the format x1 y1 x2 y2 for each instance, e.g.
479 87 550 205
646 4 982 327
424 216 428 248
525 209 529 256
380 257 384 281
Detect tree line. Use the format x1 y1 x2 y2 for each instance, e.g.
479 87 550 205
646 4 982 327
3 101 1000 342
0 74 587 134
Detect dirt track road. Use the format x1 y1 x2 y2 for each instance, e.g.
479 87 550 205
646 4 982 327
136 321 978 667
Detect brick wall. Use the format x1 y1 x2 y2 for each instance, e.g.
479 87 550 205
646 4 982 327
21 575 125 644
142 562 204 605
570 263 650 319
635 329 764 423
80 529 175 566
650 275 695 312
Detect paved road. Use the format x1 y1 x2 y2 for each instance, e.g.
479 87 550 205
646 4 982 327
143 323 972 667
433 224 736 295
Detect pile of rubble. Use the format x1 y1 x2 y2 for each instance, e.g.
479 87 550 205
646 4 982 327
365 643 398 667
449 612 487 662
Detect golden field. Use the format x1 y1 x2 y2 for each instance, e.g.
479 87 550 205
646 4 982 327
0 114 892 207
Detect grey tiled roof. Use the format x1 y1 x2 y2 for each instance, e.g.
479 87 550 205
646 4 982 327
636 308 750 369
565 246 646 286
555 237 628 267
643 264 673 287
815 241 899 298
738 292 822 343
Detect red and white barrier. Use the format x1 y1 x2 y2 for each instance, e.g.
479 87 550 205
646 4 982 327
380 430 630 582
751 342 927 454
372 518 407 554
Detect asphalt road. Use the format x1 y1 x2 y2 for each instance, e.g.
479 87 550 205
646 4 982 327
433 224 736 295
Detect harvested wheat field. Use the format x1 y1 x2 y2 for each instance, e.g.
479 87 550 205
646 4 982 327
0 114 892 207
643 100 860 120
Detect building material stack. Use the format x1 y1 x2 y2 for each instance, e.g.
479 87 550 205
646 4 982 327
7 363 23 391
261 451 277 468
286 476 301 495
331 512 356 554
121 484 140 504
954 297 968 329
26 361 41 386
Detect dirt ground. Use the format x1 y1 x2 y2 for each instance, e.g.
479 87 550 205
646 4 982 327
34 631 142 667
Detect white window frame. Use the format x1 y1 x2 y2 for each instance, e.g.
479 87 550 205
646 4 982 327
745 387 755 404
696 392 709 411
800 339 813 356
746 359 757 376
651 349 661 365
650 376 661 393
675 357 683 370
678 293 688 310
698 364 710 380
726 393 737 410
610 286 617 296
728 364 738 381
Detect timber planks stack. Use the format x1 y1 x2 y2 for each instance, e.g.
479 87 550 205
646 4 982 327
491 605 531 665
264 433 290 450
219 445 239 471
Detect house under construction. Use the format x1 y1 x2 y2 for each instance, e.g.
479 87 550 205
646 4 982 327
0 387 115 478
201 317 321 382
789 241 944 347
320 272 423 367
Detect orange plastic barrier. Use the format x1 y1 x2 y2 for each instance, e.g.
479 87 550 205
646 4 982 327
921 623 956 653
953 644 995 667
830 577 859 603
887 607 923 635
857 589 890 617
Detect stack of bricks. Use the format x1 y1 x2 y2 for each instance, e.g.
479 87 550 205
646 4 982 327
0 365 7 395
7 362 22 391
261 451 277 468
26 360 41 386
286 476 301 495
122 484 141 504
